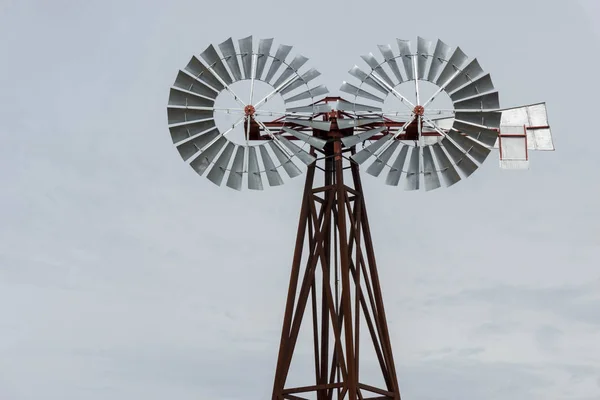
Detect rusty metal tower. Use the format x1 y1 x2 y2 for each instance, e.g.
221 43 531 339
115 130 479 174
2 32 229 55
166 36 555 400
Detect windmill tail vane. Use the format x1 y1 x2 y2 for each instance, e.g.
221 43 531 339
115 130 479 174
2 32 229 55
165 35 555 399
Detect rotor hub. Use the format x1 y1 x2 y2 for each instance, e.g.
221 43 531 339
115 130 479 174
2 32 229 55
244 105 256 117
413 105 425 116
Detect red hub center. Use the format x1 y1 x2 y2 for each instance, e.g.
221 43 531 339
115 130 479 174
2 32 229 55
244 105 256 117
413 105 425 116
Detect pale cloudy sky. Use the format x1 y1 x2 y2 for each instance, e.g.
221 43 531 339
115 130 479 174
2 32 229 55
0 0 599 399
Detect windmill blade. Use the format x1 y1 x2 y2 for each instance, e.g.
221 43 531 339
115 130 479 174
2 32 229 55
427 39 452 82
167 108 212 125
286 103 331 114
174 71 219 100
285 119 331 132
440 137 478 177
259 144 284 187
277 135 316 165
175 129 220 161
282 127 327 150
454 91 500 110
341 127 386 148
361 53 396 87
265 44 293 83
184 56 224 91
351 135 394 165
190 136 227 176
340 82 385 103
334 100 382 113
435 47 468 88
247 146 264 190
169 119 217 144
449 74 495 102
405 146 420 191
386 145 409 186
273 54 309 88
397 39 414 81
337 117 384 130
268 141 302 178
238 36 253 79
200 44 233 85
431 143 461 187
455 111 501 129
218 38 243 81
377 44 404 83
206 141 235 186
366 140 400 177
255 38 273 80
284 85 328 103
226 146 245 191
446 130 491 164
444 58 485 94
280 68 321 95
349 65 389 95
452 121 498 146
417 36 432 80
168 88 215 108
422 146 441 191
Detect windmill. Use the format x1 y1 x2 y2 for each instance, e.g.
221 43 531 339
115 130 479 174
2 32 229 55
166 36 554 400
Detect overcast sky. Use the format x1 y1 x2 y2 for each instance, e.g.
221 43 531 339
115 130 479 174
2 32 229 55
0 0 599 399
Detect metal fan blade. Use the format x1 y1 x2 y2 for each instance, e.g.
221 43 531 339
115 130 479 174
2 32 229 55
440 137 478 177
397 39 414 81
285 119 331 132
454 91 500 110
351 135 394 165
265 44 293 84
431 143 461 187
168 88 214 108
386 145 409 186
273 55 308 89
175 129 219 161
334 100 382 113
337 117 384 130
427 39 452 82
174 71 219 99
284 85 328 103
190 136 227 176
435 47 468 88
417 37 432 80
452 121 498 146
268 141 302 178
449 74 495 102
447 130 491 164
340 82 385 103
361 53 396 88
218 38 242 81
280 68 321 96
200 44 233 85
259 145 284 187
286 103 331 114
247 146 263 190
282 127 327 150
167 108 212 125
422 146 441 191
238 36 253 79
184 56 224 91
277 135 316 165
349 65 389 95
206 141 235 186
444 58 485 94
455 111 501 130
226 146 245 190
255 38 273 80
341 127 386 148
169 119 217 144
405 146 420 191
366 140 400 177
378 44 404 83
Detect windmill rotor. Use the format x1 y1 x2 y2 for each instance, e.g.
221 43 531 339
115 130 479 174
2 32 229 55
167 36 330 191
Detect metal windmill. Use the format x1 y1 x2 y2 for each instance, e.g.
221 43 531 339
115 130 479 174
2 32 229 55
166 36 554 400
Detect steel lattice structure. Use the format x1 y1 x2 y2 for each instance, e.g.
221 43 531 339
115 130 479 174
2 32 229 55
166 36 555 400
